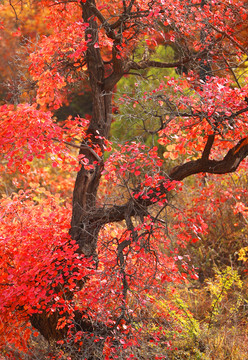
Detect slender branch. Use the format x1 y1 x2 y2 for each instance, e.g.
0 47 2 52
110 0 138 30
9 0 18 21
209 23 248 54
201 134 215 161
127 0 136 13
52 137 81 149
52 138 103 163
87 1 119 40
222 53 241 89
80 145 103 163
127 57 191 70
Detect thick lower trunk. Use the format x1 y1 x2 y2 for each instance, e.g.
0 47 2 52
30 91 113 355
30 1 117 355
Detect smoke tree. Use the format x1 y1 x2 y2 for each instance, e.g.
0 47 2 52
0 0 248 358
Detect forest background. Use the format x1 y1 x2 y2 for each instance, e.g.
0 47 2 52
0 0 248 359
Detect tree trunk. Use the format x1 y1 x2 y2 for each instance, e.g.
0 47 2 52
30 2 115 357
69 0 113 257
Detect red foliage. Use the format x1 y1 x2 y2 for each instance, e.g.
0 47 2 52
0 0 248 358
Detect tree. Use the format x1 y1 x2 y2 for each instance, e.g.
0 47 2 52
0 0 248 359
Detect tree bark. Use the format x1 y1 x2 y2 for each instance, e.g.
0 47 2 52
69 0 114 257
30 1 115 354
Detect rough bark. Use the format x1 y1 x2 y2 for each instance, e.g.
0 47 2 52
69 0 114 257
30 2 123 356
30 1 114 352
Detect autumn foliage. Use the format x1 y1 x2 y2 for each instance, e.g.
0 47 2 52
0 0 248 359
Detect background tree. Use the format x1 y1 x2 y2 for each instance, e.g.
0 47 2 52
0 0 248 359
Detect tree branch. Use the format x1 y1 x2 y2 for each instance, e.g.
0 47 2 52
201 134 215 161
86 1 119 40
209 23 248 55
110 0 139 30
91 137 248 226
52 138 103 163
169 137 248 180
9 0 18 21
127 57 191 70
222 53 241 89
229 106 248 119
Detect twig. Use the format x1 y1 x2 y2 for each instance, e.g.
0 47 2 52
52 138 103 163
